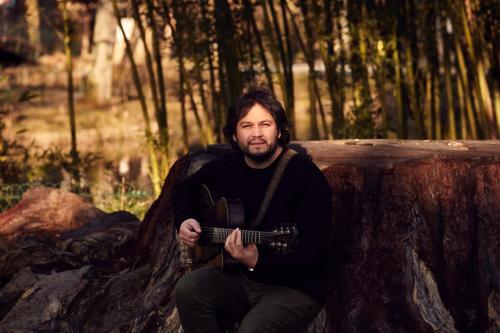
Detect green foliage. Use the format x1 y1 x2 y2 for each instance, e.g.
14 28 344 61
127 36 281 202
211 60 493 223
0 182 58 212
0 68 153 217
91 181 153 220
0 180 153 219
0 68 36 184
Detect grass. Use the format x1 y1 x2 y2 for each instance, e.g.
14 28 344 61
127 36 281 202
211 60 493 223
0 181 154 220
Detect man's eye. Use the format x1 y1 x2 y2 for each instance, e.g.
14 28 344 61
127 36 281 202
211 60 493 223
242 125 251 129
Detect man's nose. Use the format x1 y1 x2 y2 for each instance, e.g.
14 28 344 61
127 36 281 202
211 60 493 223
252 126 263 136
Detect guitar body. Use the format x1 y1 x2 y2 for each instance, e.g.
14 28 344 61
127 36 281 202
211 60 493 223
194 184 245 270
191 184 298 271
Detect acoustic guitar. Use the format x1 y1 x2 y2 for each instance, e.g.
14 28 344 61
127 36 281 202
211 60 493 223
189 184 298 271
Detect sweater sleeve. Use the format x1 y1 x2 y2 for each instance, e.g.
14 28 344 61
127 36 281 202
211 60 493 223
252 162 332 277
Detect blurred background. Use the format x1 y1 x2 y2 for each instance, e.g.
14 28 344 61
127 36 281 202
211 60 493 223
0 0 498 217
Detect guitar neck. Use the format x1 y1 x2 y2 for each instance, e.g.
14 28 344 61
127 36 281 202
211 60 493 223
201 227 275 245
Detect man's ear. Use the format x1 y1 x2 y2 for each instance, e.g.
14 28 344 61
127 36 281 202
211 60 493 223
278 130 281 139
232 134 237 142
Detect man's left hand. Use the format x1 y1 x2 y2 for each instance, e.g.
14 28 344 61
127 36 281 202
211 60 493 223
224 228 258 269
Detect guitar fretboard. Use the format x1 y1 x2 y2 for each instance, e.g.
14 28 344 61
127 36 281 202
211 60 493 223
201 227 277 245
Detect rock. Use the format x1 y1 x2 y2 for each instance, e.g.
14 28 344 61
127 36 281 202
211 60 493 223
0 187 106 241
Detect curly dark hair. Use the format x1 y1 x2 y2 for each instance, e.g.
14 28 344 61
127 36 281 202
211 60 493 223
223 88 292 150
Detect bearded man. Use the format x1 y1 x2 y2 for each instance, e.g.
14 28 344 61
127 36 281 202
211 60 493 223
172 88 332 333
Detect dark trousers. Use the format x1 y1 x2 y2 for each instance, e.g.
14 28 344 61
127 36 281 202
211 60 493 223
174 266 320 333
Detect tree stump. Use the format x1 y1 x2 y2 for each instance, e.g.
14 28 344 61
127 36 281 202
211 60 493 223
0 140 498 332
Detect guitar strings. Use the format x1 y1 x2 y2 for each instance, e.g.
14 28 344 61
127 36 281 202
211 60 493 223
200 227 289 244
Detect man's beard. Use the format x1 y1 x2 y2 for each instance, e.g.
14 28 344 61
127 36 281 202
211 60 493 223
240 138 279 163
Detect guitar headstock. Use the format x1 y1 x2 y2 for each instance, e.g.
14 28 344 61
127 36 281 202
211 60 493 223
267 225 298 253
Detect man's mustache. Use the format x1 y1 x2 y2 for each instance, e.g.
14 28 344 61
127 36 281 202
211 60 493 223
248 138 267 145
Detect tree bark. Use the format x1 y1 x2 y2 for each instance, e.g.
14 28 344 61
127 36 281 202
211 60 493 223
1 141 499 332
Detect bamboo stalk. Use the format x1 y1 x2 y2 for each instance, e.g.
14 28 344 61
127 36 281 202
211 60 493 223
433 69 442 140
243 0 274 93
454 36 478 139
456 74 467 139
185 75 210 146
179 60 189 154
260 0 287 124
130 1 161 132
200 0 223 142
311 0 344 138
184 5 215 142
287 1 329 139
423 71 433 139
112 0 161 196
214 0 242 104
392 37 407 138
443 40 457 140
193 57 212 130
145 0 170 167
280 0 295 134
59 0 80 184
404 45 424 138
456 0 495 137
168 0 213 146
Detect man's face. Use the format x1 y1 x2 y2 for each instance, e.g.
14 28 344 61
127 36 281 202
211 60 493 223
233 104 281 163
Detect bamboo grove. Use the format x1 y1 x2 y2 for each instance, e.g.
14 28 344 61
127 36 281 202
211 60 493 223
109 0 499 194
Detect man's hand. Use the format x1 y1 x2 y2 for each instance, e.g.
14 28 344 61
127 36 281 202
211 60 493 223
224 228 258 269
179 219 202 247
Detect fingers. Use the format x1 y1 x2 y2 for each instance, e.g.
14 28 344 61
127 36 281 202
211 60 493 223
246 244 258 269
184 219 201 233
179 219 201 247
224 228 237 252
235 228 242 246
225 228 245 258
224 231 259 268
189 220 202 233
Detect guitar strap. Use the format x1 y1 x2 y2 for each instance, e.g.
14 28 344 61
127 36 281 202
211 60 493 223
250 148 297 229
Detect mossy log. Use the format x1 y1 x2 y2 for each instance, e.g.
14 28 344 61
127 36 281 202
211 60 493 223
0 140 498 332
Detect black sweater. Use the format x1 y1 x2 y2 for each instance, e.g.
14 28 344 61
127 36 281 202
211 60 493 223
172 149 332 303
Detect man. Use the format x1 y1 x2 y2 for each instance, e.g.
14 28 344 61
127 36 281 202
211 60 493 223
172 88 331 333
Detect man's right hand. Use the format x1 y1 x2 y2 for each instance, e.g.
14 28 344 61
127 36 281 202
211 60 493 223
179 219 202 247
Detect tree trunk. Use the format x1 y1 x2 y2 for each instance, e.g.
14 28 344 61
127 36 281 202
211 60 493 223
199 0 223 142
145 0 170 167
243 0 274 94
60 0 79 185
260 0 287 126
214 0 241 105
393 36 407 139
293 0 328 139
112 0 161 197
25 0 41 58
90 0 116 105
1 141 499 332
178 50 189 154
